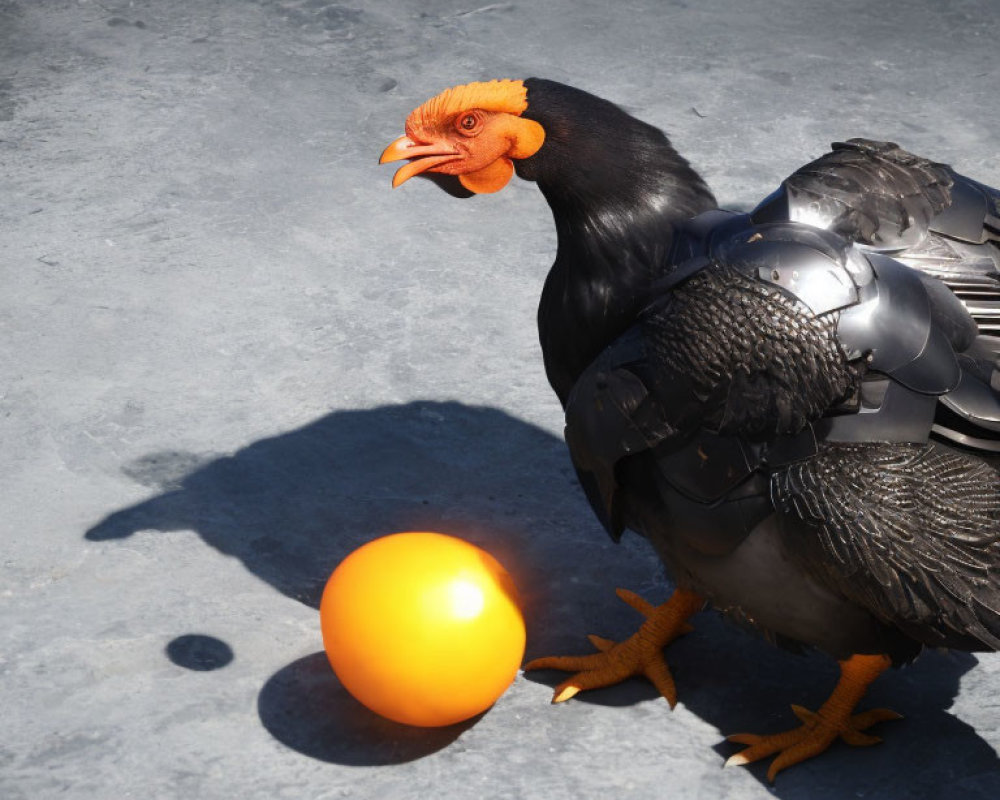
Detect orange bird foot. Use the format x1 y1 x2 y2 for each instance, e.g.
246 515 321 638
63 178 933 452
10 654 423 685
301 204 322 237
524 587 702 707
725 653 902 782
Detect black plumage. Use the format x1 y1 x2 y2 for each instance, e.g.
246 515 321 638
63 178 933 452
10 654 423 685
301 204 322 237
512 81 1000 732
774 442 1000 653
558 210 1000 665
516 79 716 405
384 77 1000 778
639 263 856 439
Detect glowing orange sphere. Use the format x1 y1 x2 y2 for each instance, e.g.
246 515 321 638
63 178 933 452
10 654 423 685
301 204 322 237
319 532 526 727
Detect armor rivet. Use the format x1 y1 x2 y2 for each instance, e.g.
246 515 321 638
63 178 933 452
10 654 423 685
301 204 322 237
771 269 780 281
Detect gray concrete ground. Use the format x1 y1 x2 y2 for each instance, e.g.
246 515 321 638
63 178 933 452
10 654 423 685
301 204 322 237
2 1 999 797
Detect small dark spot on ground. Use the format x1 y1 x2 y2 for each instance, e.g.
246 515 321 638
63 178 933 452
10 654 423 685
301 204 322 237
107 17 146 29
166 634 234 671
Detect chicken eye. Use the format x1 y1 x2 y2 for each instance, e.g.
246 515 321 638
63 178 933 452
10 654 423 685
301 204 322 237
456 112 482 136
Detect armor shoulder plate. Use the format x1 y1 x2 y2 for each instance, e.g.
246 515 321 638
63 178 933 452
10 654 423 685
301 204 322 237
711 220 875 315
837 253 962 394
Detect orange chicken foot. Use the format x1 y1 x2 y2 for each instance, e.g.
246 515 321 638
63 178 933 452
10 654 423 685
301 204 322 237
524 587 703 706
726 653 902 782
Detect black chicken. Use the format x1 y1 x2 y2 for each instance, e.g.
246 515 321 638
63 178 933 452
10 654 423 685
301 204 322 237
380 78 1000 780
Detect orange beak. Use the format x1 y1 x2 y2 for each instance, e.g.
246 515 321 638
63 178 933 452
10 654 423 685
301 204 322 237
379 135 462 188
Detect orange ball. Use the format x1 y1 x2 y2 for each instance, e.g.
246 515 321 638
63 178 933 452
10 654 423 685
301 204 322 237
319 532 526 727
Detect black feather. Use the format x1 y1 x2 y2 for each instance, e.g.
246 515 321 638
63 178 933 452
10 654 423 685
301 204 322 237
640 263 856 439
519 79 716 404
773 442 1000 651
768 138 954 248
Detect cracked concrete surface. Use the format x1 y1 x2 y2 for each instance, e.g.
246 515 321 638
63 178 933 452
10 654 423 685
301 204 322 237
2 1 999 797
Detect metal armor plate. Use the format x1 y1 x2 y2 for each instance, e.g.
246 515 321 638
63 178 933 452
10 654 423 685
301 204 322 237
837 253 961 394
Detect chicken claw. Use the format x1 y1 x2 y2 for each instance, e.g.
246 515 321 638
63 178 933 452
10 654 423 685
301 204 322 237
725 653 901 782
524 587 703 707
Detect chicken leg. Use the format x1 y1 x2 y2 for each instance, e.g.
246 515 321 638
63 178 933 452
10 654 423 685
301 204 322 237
524 587 703 706
726 653 902 782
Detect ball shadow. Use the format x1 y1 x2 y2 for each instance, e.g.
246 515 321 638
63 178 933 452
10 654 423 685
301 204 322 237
258 652 478 765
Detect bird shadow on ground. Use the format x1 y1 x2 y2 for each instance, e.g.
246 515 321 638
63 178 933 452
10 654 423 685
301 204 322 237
86 401 1000 789
85 400 654 765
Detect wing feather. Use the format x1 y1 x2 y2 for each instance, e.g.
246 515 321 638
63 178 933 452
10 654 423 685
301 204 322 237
755 138 954 249
773 442 1000 649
